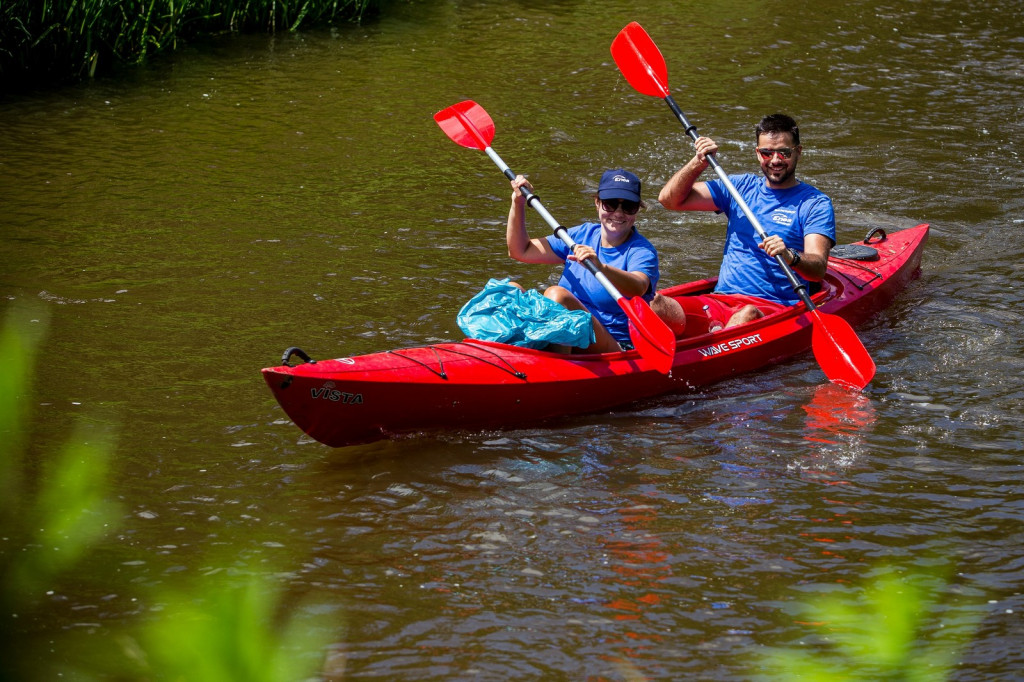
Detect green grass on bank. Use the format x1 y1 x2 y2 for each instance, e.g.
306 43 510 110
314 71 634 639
0 0 381 92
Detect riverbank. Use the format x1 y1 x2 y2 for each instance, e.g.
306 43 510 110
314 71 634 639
0 0 381 93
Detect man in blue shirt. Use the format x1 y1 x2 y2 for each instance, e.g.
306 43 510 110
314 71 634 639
653 114 836 333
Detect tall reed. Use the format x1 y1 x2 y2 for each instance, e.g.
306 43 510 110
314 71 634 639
1 0 380 92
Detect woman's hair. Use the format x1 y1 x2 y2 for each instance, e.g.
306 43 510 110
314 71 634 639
756 114 800 145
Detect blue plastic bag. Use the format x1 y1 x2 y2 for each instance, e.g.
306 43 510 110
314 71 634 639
456 278 595 349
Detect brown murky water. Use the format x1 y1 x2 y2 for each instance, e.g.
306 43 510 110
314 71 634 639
2 0 1023 678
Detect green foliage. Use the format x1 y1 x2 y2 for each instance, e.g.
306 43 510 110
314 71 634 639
0 303 36 503
10 426 120 597
0 303 337 680
0 0 382 90
0 303 117 604
0 302 120 678
135 574 336 682
754 568 983 682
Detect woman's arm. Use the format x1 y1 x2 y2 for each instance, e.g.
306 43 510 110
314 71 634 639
506 175 564 264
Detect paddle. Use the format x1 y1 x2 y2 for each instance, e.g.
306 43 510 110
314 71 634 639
434 99 677 374
610 22 876 389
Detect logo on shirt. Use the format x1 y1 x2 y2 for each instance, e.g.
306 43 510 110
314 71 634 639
771 208 796 226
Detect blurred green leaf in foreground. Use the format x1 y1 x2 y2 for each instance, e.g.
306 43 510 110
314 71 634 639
0 301 118 632
754 566 984 682
1 302 339 680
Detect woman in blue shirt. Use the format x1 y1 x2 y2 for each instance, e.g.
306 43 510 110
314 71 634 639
506 169 660 353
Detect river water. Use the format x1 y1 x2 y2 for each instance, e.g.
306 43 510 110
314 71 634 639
2 0 1023 679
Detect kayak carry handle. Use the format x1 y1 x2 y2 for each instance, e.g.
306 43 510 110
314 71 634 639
864 228 887 244
282 346 316 367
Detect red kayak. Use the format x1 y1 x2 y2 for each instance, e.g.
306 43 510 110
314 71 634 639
263 224 928 447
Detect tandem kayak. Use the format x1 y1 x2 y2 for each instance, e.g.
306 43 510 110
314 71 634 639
263 224 928 447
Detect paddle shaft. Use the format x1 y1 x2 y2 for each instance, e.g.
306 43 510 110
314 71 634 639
662 96 816 312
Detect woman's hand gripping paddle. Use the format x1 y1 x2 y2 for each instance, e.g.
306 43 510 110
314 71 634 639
434 100 677 374
610 23 875 390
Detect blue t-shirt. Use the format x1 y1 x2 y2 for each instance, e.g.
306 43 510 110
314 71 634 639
706 174 836 304
545 222 659 344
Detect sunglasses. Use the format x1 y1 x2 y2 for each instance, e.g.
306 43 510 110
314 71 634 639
600 198 641 215
756 147 795 160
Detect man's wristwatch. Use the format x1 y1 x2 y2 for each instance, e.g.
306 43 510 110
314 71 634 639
790 250 802 267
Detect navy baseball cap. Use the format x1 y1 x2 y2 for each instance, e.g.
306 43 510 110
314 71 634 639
597 169 642 202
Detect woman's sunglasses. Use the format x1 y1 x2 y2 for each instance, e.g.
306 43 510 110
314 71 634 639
600 198 641 215
756 147 795 160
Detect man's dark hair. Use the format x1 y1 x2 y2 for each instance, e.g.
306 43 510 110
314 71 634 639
756 114 800 145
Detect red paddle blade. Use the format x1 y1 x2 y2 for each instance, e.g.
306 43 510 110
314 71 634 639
611 22 671 98
434 100 495 151
619 296 677 374
810 310 876 390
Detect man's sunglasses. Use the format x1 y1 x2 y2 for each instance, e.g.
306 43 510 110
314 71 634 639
600 198 641 215
757 147 795 160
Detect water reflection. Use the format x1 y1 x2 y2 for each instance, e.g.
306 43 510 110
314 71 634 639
599 502 671 678
799 383 877 466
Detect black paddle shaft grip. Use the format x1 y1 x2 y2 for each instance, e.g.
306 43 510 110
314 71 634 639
664 95 727 173
665 96 700 142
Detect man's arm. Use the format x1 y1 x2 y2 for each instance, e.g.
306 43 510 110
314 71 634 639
787 194 836 281
794 233 831 281
658 136 720 212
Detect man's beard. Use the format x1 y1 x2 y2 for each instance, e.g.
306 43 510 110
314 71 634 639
765 164 795 186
